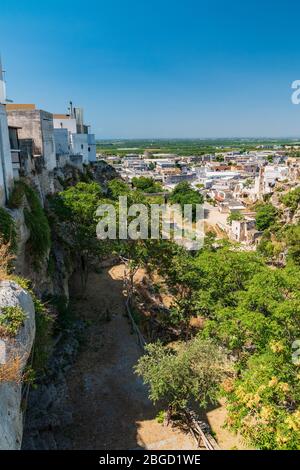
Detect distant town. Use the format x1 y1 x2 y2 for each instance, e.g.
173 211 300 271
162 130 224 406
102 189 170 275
98 141 300 245
1 54 300 453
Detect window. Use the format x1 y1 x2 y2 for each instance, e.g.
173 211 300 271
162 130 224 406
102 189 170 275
81 144 84 150
8 127 19 150
88 147 91 152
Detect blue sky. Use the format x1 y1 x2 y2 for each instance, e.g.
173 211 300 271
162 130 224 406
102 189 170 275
1 0 300 138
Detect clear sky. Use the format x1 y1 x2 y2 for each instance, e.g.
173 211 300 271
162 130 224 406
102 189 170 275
1 0 300 138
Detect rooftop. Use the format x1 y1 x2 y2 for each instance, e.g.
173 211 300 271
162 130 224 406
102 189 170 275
6 103 36 110
53 114 71 119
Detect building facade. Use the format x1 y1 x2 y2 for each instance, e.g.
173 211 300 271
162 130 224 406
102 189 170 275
53 104 96 164
6 104 57 173
0 60 14 205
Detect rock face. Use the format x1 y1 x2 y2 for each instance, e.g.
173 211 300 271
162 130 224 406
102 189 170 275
22 319 85 450
0 281 35 450
0 162 116 449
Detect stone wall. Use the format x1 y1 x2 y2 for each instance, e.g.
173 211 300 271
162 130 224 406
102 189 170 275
7 109 56 173
0 160 118 449
0 281 35 450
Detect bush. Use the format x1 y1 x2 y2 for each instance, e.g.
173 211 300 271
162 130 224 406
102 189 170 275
169 182 204 220
255 203 278 231
132 176 163 193
8 181 51 265
135 337 226 412
8 180 26 209
0 208 17 252
11 276 54 372
0 239 15 280
284 224 300 265
281 187 300 213
224 349 300 450
0 306 26 337
227 211 244 225
48 295 72 331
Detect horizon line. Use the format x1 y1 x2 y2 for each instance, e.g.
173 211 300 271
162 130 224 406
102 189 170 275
95 136 300 141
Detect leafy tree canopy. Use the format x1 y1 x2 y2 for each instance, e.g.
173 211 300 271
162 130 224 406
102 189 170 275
132 176 163 194
135 337 226 412
281 187 300 213
255 203 278 231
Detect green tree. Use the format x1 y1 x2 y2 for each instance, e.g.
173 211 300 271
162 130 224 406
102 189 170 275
48 182 105 290
284 224 300 265
135 337 226 415
202 264 300 449
107 179 131 199
132 176 163 193
224 348 300 450
281 187 300 213
227 210 244 225
255 203 278 231
169 182 204 221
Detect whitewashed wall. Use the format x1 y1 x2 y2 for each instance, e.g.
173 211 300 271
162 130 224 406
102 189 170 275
0 104 13 206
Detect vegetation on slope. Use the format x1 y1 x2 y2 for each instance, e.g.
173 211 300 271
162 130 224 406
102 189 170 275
8 181 51 265
2 172 299 448
0 208 17 252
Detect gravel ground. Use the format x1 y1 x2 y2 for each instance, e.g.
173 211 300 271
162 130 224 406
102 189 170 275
61 265 197 450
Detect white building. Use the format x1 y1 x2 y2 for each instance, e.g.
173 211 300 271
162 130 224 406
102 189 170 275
53 105 96 164
230 217 257 244
254 165 289 199
0 59 14 205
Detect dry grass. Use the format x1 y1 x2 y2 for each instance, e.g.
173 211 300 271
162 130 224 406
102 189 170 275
0 239 22 383
0 355 22 383
0 238 15 281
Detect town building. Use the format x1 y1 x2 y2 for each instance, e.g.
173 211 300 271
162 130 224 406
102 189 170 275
6 104 57 173
254 165 289 200
53 103 96 164
0 59 14 205
230 216 258 244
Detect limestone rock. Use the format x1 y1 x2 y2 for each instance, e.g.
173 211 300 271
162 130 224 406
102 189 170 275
0 281 35 450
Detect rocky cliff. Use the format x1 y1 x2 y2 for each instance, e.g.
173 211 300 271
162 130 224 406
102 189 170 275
0 281 35 449
0 161 118 449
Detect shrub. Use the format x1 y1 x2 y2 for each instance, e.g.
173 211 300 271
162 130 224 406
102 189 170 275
0 239 15 280
169 182 204 220
8 180 27 209
48 295 72 331
23 186 51 263
135 337 226 412
0 306 26 337
255 203 278 231
281 187 300 213
132 176 163 193
0 208 17 252
227 210 244 225
11 276 54 372
8 181 51 265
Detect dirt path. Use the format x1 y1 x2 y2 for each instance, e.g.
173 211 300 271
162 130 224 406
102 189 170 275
61 265 197 450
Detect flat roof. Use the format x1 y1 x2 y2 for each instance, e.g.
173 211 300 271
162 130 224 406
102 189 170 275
6 103 36 110
53 114 71 119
